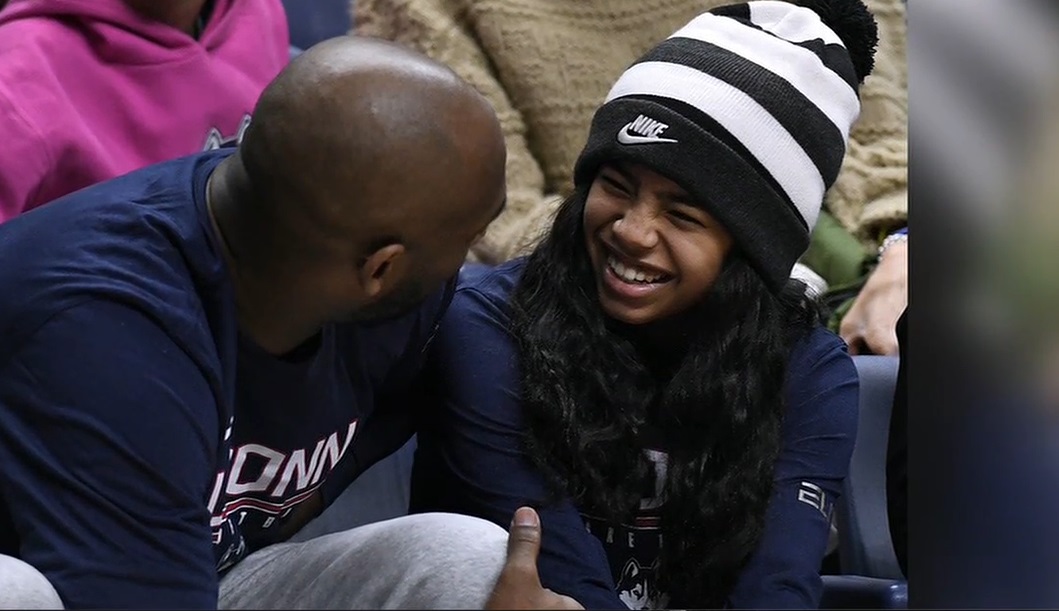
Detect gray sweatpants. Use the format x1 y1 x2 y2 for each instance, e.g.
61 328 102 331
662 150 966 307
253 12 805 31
1 513 508 610
0 556 62 609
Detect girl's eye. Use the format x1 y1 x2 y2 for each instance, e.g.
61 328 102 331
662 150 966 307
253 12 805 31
669 209 704 227
600 175 631 195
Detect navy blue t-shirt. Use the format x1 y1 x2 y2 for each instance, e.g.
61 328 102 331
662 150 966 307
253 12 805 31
411 259 859 609
0 150 452 608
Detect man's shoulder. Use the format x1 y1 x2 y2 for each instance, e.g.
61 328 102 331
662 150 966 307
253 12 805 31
0 153 232 363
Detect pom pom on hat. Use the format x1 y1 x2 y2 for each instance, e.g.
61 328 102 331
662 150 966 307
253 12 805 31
792 0 880 83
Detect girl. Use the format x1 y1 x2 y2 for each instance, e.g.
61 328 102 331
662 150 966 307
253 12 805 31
412 1 878 608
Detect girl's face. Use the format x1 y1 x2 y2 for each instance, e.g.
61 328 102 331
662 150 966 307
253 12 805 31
583 162 734 325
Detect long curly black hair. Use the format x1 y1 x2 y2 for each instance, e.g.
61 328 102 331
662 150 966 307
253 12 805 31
510 186 824 608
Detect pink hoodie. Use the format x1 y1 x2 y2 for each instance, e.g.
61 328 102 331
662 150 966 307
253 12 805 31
0 0 289 222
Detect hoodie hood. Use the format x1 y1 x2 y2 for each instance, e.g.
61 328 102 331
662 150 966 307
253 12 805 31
0 0 261 64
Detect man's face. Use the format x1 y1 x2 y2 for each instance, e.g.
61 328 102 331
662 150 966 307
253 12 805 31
350 187 506 324
345 272 433 324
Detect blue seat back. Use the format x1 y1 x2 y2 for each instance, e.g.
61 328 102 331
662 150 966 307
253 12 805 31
838 355 904 579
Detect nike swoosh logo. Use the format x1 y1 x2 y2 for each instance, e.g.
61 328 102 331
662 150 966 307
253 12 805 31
617 124 678 145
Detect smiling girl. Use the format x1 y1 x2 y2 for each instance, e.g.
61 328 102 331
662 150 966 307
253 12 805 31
410 1 878 608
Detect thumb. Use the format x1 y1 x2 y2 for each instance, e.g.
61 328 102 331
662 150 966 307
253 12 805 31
504 506 543 581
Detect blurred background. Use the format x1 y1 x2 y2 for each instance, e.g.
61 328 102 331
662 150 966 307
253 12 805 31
911 0 1059 606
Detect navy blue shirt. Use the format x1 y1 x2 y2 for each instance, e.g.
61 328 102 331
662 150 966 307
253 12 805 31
0 150 452 608
411 260 859 609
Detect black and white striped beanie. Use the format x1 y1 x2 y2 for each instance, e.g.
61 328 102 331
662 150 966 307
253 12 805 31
573 0 879 292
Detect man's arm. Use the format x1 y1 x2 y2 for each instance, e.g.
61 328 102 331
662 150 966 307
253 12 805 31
326 278 458 494
0 301 221 609
411 286 626 610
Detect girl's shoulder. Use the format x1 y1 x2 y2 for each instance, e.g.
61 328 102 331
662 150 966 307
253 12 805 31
782 325 859 430
788 325 852 370
453 257 529 310
439 258 532 343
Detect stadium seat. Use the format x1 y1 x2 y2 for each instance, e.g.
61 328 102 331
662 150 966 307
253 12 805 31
822 575 908 609
839 355 904 579
820 355 906 609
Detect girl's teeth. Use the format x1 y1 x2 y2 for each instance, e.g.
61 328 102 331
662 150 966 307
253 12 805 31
608 256 662 284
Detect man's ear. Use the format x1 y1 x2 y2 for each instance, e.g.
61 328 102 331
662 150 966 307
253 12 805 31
358 242 406 299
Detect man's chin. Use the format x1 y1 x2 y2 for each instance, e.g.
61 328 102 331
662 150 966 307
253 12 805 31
350 301 425 326
342 288 432 326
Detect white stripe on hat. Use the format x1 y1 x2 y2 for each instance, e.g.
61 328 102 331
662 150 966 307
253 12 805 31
667 12 860 143
606 60 824 228
748 1 846 47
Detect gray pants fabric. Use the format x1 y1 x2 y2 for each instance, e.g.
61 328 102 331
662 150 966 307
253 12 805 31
1 513 507 610
220 513 508 609
0 555 63 609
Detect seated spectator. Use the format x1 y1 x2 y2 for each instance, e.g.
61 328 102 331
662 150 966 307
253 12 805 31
0 37 574 611
409 2 876 608
355 0 908 351
0 0 289 222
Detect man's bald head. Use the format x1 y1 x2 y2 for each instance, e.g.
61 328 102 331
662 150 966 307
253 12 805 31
237 37 504 258
212 36 506 334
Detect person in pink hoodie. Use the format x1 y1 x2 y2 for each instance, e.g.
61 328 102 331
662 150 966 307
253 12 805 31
0 0 289 223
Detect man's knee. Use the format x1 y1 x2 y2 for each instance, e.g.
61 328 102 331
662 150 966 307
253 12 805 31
220 512 509 609
390 512 507 574
0 555 63 610
376 512 508 608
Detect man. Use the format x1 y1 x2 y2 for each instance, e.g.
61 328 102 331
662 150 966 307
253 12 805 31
0 0 289 223
0 37 579 610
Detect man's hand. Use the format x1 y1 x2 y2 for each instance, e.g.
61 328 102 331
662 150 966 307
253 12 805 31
841 240 908 355
485 507 584 610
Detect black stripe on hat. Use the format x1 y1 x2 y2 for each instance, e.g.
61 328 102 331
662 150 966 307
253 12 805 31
767 34 858 90
625 93 810 230
636 39 847 187
709 3 751 20
709 3 859 91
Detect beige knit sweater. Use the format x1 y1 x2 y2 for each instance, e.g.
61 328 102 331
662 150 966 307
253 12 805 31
354 0 907 264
